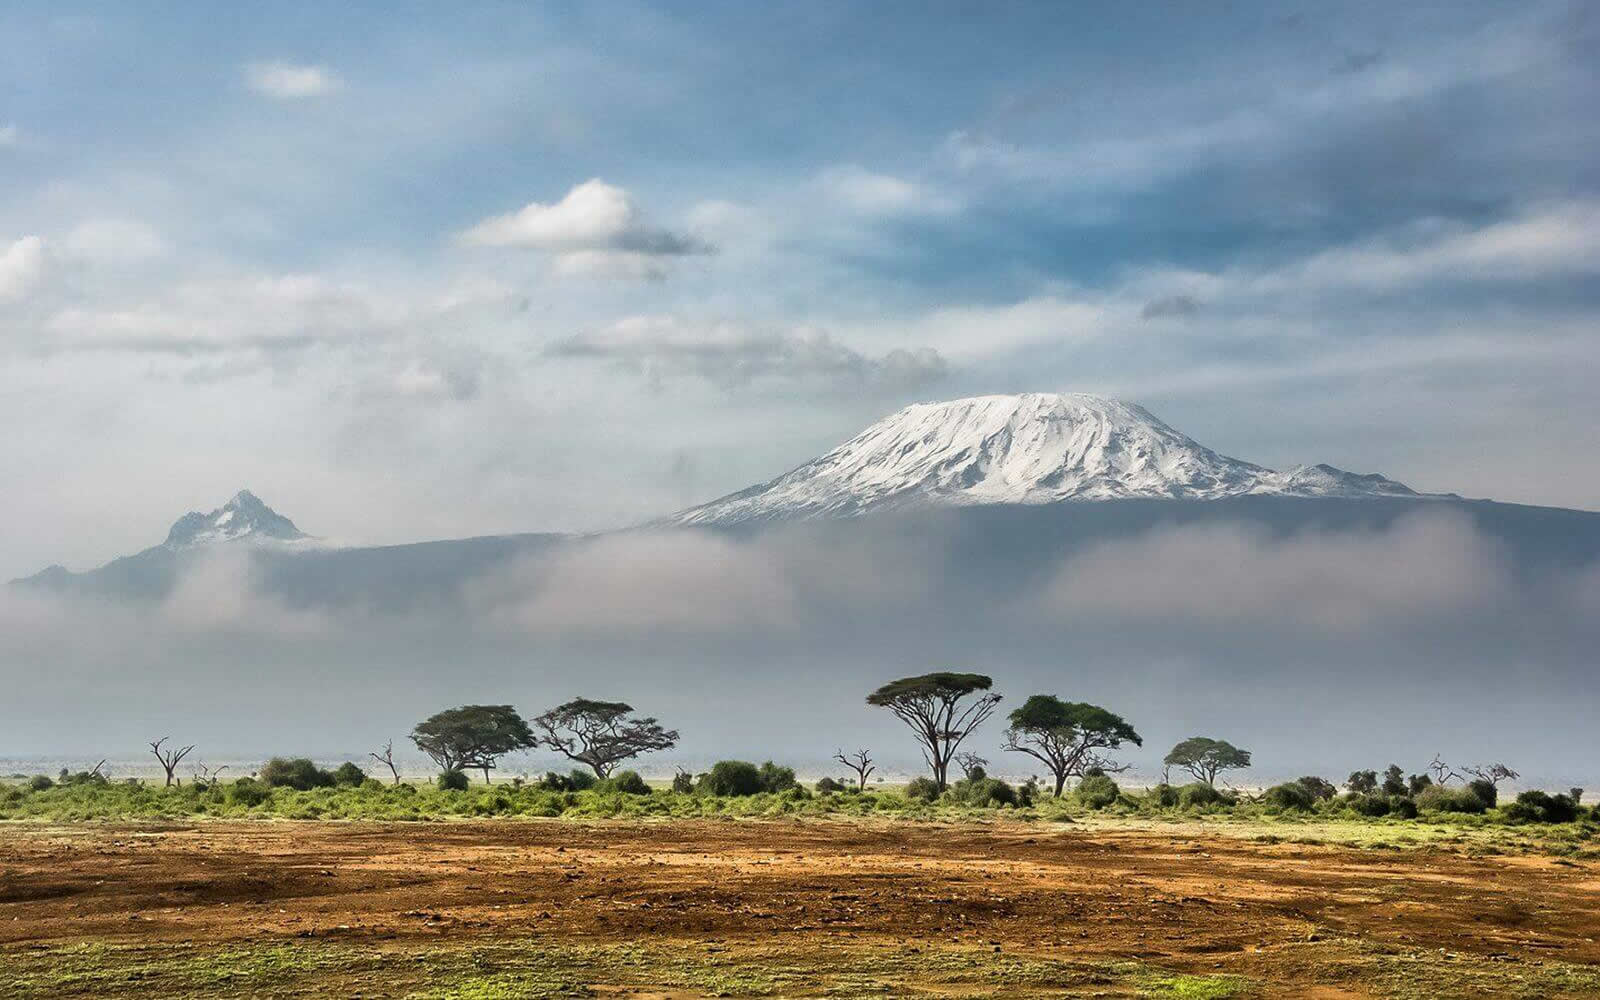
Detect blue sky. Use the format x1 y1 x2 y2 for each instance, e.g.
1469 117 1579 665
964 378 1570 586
2 1 1598 577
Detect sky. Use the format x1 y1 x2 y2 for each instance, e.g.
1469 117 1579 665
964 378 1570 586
3 0 1599 582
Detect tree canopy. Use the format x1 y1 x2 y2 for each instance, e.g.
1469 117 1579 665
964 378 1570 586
1002 695 1142 797
410 704 534 783
867 672 1000 792
532 698 679 778
1163 736 1251 786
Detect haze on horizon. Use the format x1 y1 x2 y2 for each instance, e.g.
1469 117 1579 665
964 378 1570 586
3 3 1598 781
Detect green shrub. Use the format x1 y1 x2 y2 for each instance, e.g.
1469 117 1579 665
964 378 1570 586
955 776 1018 808
540 769 598 792
671 769 695 794
757 761 799 793
1417 785 1487 814
1466 779 1498 808
1346 793 1391 817
1177 782 1229 808
1262 782 1315 811
259 758 336 791
598 770 651 795
1295 776 1338 801
437 769 470 791
26 774 54 792
1390 796 1419 819
1150 783 1179 807
1074 774 1120 810
815 776 846 794
700 760 764 797
332 762 366 787
227 777 271 807
1504 790 1580 824
903 777 941 803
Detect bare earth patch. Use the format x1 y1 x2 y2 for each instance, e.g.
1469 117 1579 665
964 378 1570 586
2 818 1597 998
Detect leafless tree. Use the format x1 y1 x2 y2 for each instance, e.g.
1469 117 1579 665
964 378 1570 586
833 749 875 791
191 763 228 789
954 751 989 780
149 738 194 787
1428 754 1461 786
1463 762 1519 789
370 740 401 785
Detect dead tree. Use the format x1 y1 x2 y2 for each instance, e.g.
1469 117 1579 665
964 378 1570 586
370 740 402 785
1463 762 1518 789
192 763 228 790
954 751 989 780
1428 754 1461 786
149 738 195 787
833 749 875 791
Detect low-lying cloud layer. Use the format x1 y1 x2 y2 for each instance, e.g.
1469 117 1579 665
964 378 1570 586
4 509 1597 779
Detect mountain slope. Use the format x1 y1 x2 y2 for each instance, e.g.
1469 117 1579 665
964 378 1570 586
163 490 308 547
670 393 1423 526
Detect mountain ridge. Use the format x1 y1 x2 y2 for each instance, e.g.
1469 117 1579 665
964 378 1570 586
669 392 1430 526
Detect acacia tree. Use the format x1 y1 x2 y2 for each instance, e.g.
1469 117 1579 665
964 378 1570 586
866 672 1000 792
410 705 534 784
833 749 875 791
532 698 678 778
1163 737 1251 787
1001 696 1142 797
149 737 194 787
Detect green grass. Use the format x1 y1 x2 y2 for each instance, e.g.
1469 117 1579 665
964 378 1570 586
1 778 1595 857
8 936 1600 1000
1 939 1186 1000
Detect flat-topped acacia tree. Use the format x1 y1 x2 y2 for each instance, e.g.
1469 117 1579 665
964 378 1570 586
410 705 535 784
1164 736 1251 787
533 698 679 778
1002 695 1142 797
867 672 1000 792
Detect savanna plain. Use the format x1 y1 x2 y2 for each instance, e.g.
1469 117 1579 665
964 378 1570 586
4 783 1599 1000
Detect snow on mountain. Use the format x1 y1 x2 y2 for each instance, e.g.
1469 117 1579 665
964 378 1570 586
162 490 309 548
670 393 1422 525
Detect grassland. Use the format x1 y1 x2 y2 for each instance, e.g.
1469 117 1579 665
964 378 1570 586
3 811 1599 999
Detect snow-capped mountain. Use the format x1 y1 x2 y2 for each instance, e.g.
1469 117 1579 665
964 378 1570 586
163 490 308 548
671 393 1422 525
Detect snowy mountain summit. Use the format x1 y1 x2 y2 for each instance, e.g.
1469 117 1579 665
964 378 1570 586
671 393 1421 525
163 490 308 548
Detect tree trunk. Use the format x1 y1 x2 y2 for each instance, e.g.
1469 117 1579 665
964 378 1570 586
1053 773 1067 797
481 765 491 785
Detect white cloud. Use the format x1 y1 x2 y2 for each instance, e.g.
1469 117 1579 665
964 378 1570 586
44 273 405 353
458 178 707 279
818 165 958 216
245 61 342 99
62 218 168 262
1039 511 1510 632
550 314 948 390
1270 201 1600 292
386 359 482 401
474 531 799 633
0 235 45 302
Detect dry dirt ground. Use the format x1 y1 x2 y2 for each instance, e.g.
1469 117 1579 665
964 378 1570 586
2 818 1598 999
